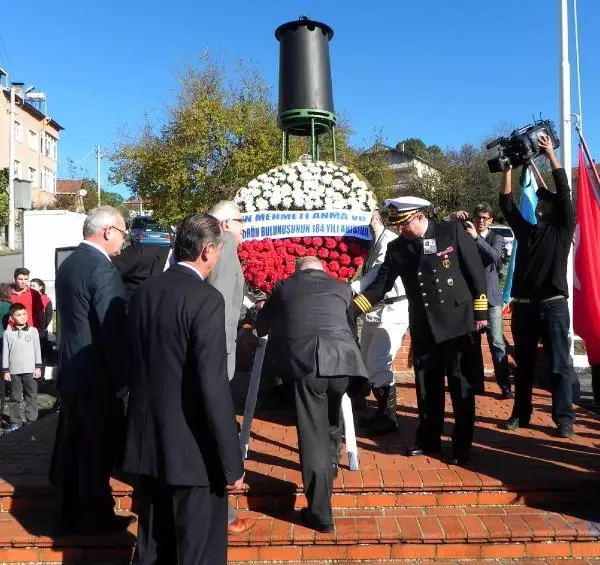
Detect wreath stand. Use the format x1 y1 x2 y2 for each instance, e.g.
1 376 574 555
239 335 360 471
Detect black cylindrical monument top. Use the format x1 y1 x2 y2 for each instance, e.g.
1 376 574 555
275 16 335 136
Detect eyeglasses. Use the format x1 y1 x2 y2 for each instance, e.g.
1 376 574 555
474 216 491 223
229 218 244 224
110 225 129 237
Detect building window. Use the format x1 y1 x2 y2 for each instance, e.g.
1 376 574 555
41 167 56 194
14 121 22 143
13 160 21 178
29 167 37 187
28 130 38 151
40 132 58 160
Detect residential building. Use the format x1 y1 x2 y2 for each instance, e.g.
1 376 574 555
0 76 64 210
362 143 440 193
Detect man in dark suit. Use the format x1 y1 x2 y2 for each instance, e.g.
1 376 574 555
112 238 171 303
124 214 244 565
256 256 367 533
51 206 133 535
352 197 488 466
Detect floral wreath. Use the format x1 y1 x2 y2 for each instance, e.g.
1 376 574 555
235 158 376 294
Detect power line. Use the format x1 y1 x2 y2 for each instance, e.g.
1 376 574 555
0 32 11 68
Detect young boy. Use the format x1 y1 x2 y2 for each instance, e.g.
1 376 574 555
10 267 44 330
2 303 42 432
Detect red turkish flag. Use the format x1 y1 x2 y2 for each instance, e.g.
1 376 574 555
573 147 600 364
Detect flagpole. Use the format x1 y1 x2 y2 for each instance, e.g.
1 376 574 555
559 0 575 356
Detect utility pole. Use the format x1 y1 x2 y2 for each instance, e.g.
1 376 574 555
96 145 102 207
7 84 21 250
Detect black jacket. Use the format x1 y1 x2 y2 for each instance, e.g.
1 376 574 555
123 264 243 488
256 269 367 382
352 220 488 349
112 240 171 303
55 243 129 396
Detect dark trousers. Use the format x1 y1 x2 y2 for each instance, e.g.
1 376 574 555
7 373 38 425
511 299 575 425
294 374 349 526
413 335 476 456
49 393 123 527
133 476 228 565
471 306 510 389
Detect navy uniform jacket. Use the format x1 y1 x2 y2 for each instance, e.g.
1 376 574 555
352 220 488 351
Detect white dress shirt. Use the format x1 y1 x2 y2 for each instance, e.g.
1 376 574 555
82 240 111 261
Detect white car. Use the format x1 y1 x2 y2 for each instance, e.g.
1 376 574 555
490 225 515 259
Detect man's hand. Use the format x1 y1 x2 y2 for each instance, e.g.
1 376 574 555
3 372 10 382
463 221 478 239
449 210 470 221
538 134 561 170
475 320 488 332
34 368 42 379
227 473 246 491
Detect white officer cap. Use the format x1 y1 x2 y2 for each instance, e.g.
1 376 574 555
383 196 432 225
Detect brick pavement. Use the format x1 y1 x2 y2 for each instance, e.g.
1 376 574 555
0 373 598 563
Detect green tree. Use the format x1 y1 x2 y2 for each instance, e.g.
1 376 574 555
0 169 9 226
110 56 396 222
54 178 128 216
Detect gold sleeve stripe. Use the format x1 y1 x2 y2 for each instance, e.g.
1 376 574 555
473 296 488 311
354 294 372 312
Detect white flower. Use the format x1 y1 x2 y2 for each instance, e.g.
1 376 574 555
287 174 296 184
340 184 352 194
292 180 302 190
331 179 345 190
293 196 305 207
304 199 314 210
300 171 313 182
324 197 334 209
332 199 345 208
313 197 323 208
280 183 292 197
248 179 260 189
245 204 256 212
250 187 261 196
309 166 321 174
270 194 282 207
321 174 333 186
282 197 293 209
255 197 269 211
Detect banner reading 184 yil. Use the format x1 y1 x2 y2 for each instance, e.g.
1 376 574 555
241 209 372 241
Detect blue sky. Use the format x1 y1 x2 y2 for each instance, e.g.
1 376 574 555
1 0 598 197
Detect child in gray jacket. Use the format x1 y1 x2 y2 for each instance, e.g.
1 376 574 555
2 303 42 432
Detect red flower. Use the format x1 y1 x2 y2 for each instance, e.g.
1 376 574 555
329 260 340 272
295 245 306 257
302 237 313 245
317 248 329 259
329 251 340 260
324 238 337 249
238 250 249 260
340 253 351 266
312 237 323 247
338 241 349 253
305 247 317 256
353 256 364 267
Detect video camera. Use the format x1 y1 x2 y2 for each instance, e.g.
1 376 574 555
486 119 560 173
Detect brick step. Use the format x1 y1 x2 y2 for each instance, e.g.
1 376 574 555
0 507 599 564
3 475 598 514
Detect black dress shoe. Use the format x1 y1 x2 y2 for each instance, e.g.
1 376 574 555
299 508 334 533
504 417 528 431
500 387 514 400
444 452 470 466
557 423 574 438
406 444 441 457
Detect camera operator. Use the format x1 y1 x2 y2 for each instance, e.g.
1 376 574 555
449 205 511 399
499 135 576 438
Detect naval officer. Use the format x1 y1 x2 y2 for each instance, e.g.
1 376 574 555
350 197 488 465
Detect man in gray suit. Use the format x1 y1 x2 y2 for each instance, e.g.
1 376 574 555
207 200 254 536
207 201 245 381
256 257 368 533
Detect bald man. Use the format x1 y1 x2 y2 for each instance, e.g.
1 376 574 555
256 257 367 533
